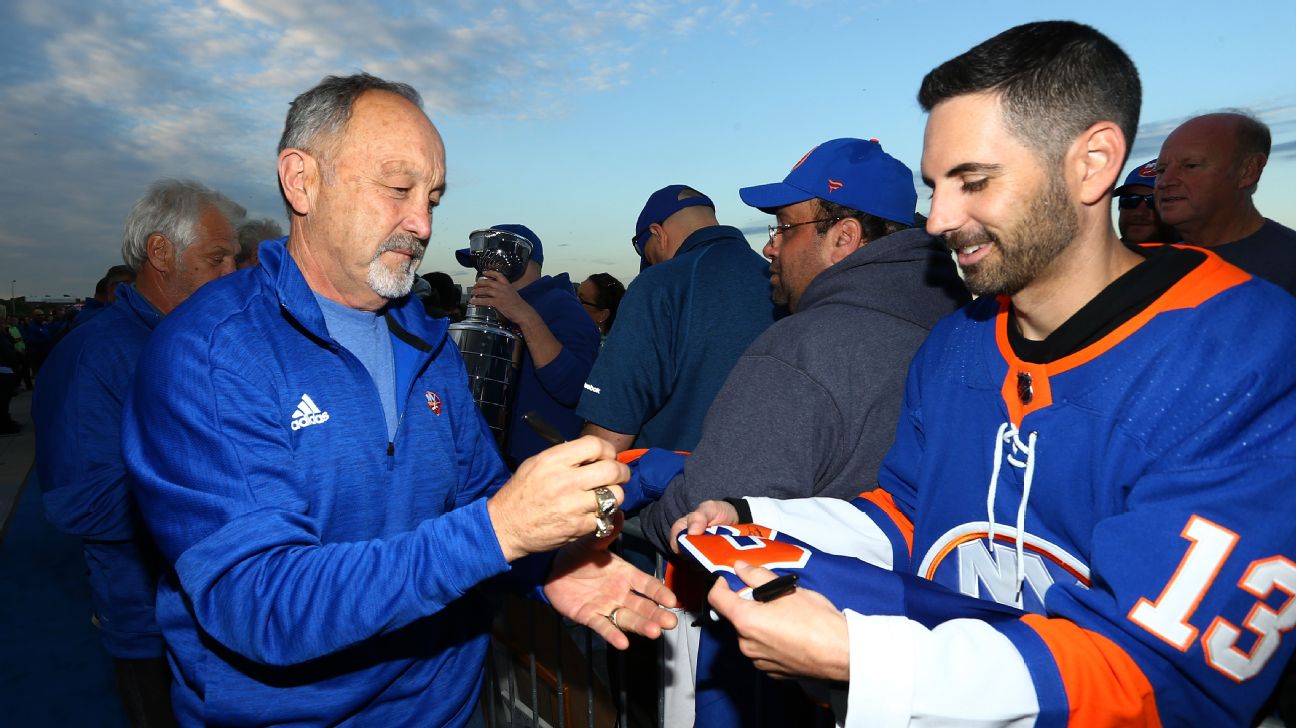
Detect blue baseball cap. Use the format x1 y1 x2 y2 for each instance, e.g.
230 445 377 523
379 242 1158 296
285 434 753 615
739 138 916 225
455 223 543 268
1113 159 1159 195
633 185 715 256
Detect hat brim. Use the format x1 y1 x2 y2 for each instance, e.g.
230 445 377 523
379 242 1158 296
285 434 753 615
1112 184 1154 196
454 248 475 268
739 182 816 214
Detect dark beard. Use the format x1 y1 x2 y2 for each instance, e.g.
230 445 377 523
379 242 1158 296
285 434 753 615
953 175 1078 297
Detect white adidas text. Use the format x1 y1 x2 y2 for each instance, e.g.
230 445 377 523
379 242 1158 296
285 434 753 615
291 393 331 431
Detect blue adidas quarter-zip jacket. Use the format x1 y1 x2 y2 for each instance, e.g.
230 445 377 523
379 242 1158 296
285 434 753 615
123 239 517 726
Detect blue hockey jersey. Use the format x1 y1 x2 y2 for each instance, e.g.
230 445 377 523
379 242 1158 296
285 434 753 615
684 249 1296 727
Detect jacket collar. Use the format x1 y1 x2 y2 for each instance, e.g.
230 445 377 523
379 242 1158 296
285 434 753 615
118 283 165 331
675 225 745 258
258 237 449 351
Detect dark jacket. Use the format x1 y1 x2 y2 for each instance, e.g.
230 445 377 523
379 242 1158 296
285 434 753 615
641 227 969 552
506 272 600 462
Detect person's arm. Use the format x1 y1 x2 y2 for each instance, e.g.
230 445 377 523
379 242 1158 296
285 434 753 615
639 351 842 553
581 422 636 452
470 272 563 368
473 275 601 407
576 277 674 448
36 344 134 540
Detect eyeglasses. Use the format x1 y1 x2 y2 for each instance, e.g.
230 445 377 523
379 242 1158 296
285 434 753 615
1117 194 1155 210
579 298 604 310
630 227 655 258
768 217 841 241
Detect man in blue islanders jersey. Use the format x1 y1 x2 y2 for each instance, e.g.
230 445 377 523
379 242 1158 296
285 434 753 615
671 20 1296 727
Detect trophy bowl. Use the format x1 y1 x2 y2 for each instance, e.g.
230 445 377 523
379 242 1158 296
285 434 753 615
466 228 534 283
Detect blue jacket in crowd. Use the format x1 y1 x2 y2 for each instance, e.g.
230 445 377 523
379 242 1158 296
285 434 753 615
34 283 166 659
506 272 600 463
122 240 525 726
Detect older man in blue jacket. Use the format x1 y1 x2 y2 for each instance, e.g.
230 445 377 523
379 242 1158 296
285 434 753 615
122 73 676 727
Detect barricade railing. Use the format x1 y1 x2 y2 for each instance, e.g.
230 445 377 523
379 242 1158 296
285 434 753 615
481 525 663 728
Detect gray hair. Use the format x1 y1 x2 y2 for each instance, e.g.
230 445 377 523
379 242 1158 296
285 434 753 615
121 179 247 272
278 72 422 165
276 73 422 216
236 217 284 264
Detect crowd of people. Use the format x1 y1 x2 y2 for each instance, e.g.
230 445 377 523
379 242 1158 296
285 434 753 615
11 16 1296 728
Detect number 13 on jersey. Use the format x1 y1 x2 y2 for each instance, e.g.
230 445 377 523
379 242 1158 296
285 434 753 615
1129 515 1296 682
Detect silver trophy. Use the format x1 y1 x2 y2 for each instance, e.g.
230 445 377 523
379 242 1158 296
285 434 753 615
447 228 534 448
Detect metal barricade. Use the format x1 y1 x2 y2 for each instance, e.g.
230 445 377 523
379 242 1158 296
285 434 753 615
480 531 664 728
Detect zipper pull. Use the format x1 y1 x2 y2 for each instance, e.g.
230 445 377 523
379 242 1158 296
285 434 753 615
387 441 395 457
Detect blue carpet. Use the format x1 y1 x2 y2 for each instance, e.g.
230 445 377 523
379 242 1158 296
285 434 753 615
0 470 128 727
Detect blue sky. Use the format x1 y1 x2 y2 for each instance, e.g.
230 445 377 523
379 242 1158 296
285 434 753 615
2 0 1294 301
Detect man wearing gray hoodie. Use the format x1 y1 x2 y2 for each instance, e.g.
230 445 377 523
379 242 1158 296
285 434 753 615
640 138 969 555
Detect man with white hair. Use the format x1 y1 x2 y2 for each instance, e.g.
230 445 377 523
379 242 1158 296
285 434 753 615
35 178 244 727
121 73 676 727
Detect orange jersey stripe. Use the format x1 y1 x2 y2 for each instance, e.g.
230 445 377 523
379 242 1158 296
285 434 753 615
1021 614 1162 727
994 249 1250 426
858 489 914 557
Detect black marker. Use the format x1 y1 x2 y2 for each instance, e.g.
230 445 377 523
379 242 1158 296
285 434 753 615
751 573 799 603
522 411 565 446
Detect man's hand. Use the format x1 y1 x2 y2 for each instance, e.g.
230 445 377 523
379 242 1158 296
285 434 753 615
544 529 679 650
488 436 629 561
708 560 850 682
470 270 537 327
668 499 740 553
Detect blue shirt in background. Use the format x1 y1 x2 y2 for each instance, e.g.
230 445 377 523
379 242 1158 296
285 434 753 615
576 225 776 451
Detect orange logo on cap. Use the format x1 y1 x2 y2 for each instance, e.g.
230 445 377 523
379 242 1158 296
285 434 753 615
827 179 843 192
1138 161 1158 178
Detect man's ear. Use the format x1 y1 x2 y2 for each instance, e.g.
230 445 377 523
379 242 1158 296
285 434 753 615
649 222 667 257
278 148 317 215
145 233 175 274
1073 120 1126 206
827 217 864 264
1237 152 1267 189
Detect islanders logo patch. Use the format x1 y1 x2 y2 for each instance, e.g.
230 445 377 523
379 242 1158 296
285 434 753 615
424 390 442 415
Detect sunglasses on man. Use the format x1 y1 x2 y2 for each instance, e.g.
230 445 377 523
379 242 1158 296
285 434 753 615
1117 193 1155 210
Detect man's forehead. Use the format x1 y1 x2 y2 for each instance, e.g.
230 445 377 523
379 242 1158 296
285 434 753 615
1162 116 1236 154
339 93 444 165
920 95 1018 182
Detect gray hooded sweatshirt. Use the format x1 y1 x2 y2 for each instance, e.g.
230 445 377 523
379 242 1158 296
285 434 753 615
641 227 969 553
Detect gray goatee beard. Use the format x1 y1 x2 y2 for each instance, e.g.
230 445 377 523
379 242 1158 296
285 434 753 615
368 233 427 299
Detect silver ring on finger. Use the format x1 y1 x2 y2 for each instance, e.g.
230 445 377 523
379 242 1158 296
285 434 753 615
607 607 623 630
594 486 617 518
594 513 614 538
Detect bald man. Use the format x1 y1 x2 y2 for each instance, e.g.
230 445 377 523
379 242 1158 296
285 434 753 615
1157 112 1296 293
